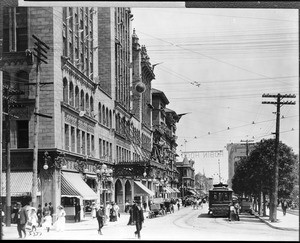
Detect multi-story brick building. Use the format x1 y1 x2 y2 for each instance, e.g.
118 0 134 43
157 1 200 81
0 5 182 223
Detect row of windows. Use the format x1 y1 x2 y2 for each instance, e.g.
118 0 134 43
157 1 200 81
62 7 94 78
62 77 113 129
99 138 112 160
64 123 95 156
3 7 28 52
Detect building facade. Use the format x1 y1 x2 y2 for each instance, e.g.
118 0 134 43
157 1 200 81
226 142 256 188
0 5 182 223
176 156 196 197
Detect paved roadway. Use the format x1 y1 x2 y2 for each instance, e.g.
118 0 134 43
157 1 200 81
2 203 299 241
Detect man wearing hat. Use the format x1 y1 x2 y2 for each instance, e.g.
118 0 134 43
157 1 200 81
16 202 28 238
132 197 144 239
96 205 105 235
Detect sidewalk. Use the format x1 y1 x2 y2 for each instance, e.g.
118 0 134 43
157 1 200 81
1 211 143 240
254 207 299 231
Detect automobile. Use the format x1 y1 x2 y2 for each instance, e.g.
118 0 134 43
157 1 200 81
239 198 253 214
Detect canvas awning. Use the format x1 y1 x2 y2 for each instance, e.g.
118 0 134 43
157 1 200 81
61 172 98 200
187 189 196 195
134 181 154 196
172 188 180 193
163 186 173 194
1 171 41 197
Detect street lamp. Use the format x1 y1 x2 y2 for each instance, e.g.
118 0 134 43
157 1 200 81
43 151 67 171
94 163 113 218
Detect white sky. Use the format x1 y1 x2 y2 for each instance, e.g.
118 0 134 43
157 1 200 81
131 7 299 182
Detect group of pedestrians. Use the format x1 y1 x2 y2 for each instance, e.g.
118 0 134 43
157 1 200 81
13 201 66 238
228 200 241 221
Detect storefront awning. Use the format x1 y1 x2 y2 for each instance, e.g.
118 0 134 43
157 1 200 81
187 189 196 195
134 181 154 196
163 186 173 193
172 188 180 193
1 171 41 197
61 172 98 200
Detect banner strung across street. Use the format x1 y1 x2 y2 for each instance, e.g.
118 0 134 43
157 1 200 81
182 150 224 159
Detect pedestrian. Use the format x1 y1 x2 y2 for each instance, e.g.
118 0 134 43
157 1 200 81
228 202 236 221
75 202 81 222
143 201 147 212
132 199 144 239
16 201 28 238
281 199 288 216
177 200 180 211
91 202 97 219
234 201 241 221
27 207 39 236
11 203 18 224
37 204 43 227
55 205 66 232
105 202 112 225
96 205 105 235
109 202 118 222
43 211 52 232
42 203 49 217
125 201 130 213
48 202 54 223
127 201 135 225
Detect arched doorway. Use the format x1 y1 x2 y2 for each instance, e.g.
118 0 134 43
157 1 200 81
125 180 132 204
114 179 123 206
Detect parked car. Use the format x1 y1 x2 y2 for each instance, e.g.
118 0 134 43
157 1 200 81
239 198 253 214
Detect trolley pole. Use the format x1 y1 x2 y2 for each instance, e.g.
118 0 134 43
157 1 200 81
31 35 49 208
262 93 296 222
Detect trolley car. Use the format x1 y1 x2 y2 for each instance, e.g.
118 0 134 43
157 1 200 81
208 182 233 217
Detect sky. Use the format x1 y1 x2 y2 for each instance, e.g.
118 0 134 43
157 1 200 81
131 7 299 183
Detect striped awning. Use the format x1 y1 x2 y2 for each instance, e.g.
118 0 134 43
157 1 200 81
163 186 173 193
61 172 98 200
134 181 154 196
172 188 180 193
187 189 197 195
1 171 41 197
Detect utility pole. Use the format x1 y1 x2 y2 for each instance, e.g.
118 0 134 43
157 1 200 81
262 93 296 222
0 71 3 239
31 35 49 208
218 159 221 183
4 76 11 227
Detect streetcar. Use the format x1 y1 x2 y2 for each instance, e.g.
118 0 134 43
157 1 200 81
208 182 233 217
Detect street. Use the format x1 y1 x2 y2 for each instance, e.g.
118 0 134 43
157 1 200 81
2 203 298 241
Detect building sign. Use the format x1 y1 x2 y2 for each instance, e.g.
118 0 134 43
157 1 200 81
182 150 224 159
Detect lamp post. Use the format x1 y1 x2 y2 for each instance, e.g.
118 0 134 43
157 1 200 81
95 164 113 223
43 151 67 212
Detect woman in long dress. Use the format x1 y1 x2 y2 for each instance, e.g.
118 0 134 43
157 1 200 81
55 205 66 232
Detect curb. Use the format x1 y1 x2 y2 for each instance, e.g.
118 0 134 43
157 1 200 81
254 214 298 231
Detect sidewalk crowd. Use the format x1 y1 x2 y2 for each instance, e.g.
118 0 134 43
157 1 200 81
1 201 298 240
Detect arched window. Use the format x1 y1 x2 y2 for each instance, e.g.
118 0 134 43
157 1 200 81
98 102 102 124
80 90 84 111
85 93 90 114
109 110 112 128
106 107 109 127
102 105 105 125
90 96 94 116
69 82 74 106
16 71 29 98
63 78 68 103
75 86 79 109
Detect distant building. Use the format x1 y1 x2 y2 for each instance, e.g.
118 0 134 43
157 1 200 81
226 142 256 188
176 156 196 197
